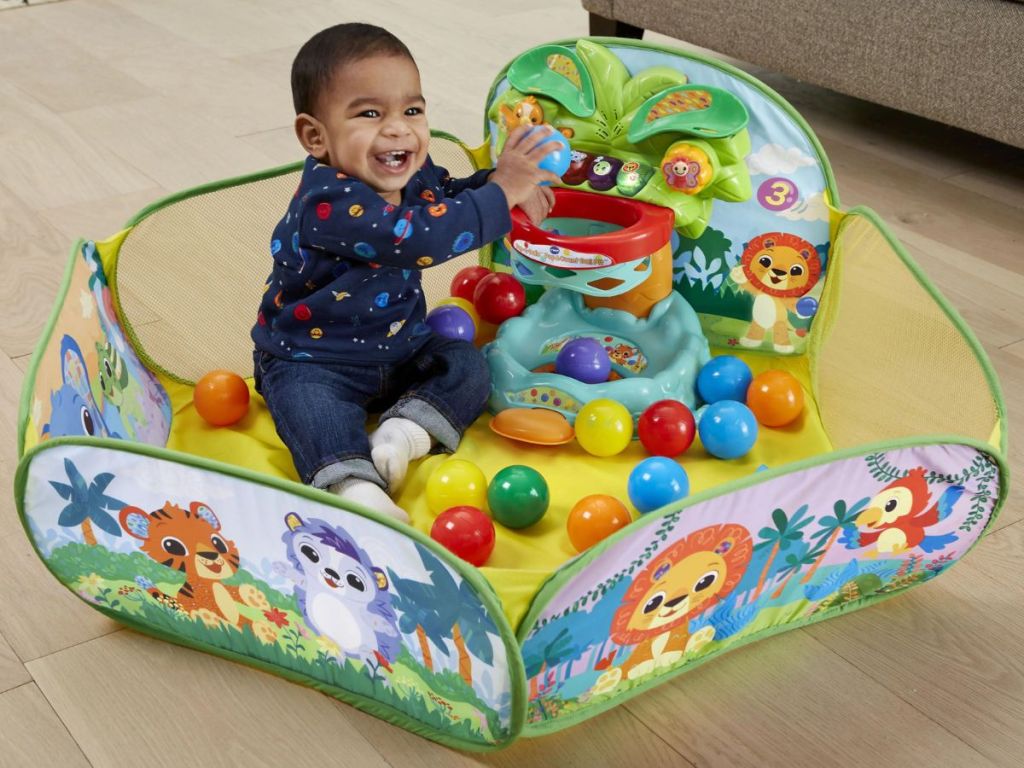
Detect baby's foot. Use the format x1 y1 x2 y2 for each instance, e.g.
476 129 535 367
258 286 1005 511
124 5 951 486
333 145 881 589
329 478 409 524
369 417 432 491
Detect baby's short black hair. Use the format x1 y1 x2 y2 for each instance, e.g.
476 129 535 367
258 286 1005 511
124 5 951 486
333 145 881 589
291 23 414 116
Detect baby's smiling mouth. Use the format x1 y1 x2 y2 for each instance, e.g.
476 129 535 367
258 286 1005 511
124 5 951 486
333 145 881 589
375 150 412 172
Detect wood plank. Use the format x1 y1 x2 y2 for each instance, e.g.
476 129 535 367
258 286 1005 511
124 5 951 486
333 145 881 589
0 684 90 768
623 628 993 767
0 629 30 695
805 523 1024 767
28 631 391 767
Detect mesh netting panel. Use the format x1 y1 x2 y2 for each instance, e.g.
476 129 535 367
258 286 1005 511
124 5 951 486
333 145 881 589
814 213 998 449
115 136 485 383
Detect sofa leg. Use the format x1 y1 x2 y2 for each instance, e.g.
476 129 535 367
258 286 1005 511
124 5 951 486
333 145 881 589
588 12 644 39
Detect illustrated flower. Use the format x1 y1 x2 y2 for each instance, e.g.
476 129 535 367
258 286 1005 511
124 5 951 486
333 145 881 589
263 607 290 628
727 338 739 346
77 573 103 591
317 635 341 657
192 608 224 630
117 585 138 595
251 621 279 646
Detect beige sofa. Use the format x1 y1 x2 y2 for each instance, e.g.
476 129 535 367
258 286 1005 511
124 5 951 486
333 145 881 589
583 0 1024 149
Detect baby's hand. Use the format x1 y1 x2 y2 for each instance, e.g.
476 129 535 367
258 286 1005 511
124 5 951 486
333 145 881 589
517 184 555 226
491 125 562 209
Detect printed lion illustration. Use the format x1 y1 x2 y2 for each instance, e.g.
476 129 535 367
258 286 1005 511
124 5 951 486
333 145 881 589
730 232 822 353
602 523 752 686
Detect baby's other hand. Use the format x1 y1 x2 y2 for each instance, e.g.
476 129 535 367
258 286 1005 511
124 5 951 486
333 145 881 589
491 125 562 208
517 185 555 226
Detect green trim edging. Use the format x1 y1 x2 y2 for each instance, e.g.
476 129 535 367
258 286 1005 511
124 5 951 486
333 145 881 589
514 433 1008 735
481 36 841 208
14 435 527 752
17 238 86 459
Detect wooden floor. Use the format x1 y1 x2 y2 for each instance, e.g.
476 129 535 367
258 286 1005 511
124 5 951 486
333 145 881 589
2 1 1022 765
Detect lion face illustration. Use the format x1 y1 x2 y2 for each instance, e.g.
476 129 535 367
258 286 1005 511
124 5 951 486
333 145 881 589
610 524 752 645
740 232 821 298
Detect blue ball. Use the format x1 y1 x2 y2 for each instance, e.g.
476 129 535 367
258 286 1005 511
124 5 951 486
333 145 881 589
698 400 758 459
796 296 819 318
555 337 611 384
627 457 690 514
697 356 753 404
527 126 572 183
425 305 475 342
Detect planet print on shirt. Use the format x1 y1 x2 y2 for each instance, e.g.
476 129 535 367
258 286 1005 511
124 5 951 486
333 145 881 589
349 204 364 217
393 214 414 242
316 202 332 219
291 232 300 252
420 190 436 202
453 231 474 253
374 292 390 308
416 256 433 266
270 239 282 255
354 242 376 259
387 320 406 337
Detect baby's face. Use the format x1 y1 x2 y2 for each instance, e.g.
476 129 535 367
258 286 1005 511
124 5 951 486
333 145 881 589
314 54 429 203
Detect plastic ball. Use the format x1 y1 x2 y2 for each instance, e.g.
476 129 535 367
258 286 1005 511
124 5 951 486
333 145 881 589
527 126 572 182
450 265 492 302
425 459 488 514
472 272 526 324
697 356 753 404
796 297 819 318
487 465 549 529
627 457 689 514
437 296 482 330
555 337 611 384
430 506 495 567
574 398 633 457
698 400 759 459
637 400 695 457
567 495 631 552
425 305 475 342
194 370 250 426
747 370 805 427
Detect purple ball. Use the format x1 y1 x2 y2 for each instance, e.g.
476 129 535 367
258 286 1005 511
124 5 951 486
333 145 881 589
555 337 611 384
426 305 475 342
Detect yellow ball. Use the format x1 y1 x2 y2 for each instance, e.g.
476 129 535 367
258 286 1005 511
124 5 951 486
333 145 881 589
575 399 633 457
425 458 488 514
436 296 482 331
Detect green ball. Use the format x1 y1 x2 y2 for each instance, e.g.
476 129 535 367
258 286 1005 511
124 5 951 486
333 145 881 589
487 465 549 529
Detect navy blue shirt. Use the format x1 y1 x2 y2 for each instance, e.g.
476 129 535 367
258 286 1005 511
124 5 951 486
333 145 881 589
252 155 511 363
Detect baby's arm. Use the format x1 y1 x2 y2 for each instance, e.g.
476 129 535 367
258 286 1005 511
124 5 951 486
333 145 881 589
299 165 510 270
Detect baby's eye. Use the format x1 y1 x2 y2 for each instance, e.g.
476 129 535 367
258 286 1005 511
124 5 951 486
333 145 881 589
405 107 424 116
358 109 380 118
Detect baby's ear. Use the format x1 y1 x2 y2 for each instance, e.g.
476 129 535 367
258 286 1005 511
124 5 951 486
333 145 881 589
295 113 328 160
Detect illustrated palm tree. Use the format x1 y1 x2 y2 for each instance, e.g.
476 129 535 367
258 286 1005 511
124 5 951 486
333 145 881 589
387 582 449 674
390 545 500 687
751 505 813 603
800 497 870 586
770 546 821 600
522 625 579 703
49 458 125 546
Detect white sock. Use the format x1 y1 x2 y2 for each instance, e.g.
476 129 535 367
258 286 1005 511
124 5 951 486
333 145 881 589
369 417 433 491
329 478 409 524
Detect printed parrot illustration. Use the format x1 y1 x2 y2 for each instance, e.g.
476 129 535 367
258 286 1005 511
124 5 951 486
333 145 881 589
840 468 963 556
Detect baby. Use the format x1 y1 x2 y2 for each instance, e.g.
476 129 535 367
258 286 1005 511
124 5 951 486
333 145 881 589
252 23 559 522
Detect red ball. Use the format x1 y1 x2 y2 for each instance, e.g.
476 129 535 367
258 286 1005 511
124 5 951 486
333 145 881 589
637 399 695 457
472 272 526 324
430 506 495 567
450 265 492 302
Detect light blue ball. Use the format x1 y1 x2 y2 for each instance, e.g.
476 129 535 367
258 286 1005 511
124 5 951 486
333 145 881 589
697 355 753 404
527 126 571 183
698 400 758 459
627 457 690 514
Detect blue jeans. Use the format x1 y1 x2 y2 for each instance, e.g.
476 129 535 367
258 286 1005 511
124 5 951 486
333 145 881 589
254 335 490 491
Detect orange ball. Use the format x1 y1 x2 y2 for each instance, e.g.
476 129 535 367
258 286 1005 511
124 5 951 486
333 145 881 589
194 370 250 426
567 495 632 552
746 370 804 427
